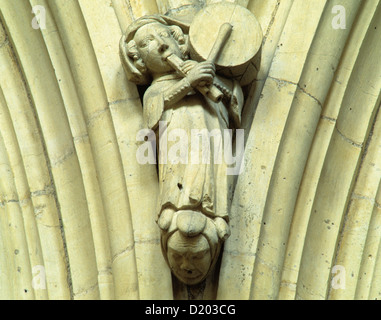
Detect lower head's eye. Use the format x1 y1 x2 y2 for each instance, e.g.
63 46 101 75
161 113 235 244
171 253 181 260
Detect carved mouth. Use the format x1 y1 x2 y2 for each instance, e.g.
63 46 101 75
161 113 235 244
162 51 173 61
179 269 200 279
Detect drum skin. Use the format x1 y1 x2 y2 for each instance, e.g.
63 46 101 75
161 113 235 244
189 2 263 86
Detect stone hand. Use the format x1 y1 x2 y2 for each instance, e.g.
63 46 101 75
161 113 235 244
185 61 216 88
180 60 198 74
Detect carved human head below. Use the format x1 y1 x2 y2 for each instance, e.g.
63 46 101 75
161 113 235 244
160 210 229 285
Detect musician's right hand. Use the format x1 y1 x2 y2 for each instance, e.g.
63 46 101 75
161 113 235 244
184 61 216 88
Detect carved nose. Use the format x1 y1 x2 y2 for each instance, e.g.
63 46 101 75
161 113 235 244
154 35 169 53
180 260 194 273
158 42 169 53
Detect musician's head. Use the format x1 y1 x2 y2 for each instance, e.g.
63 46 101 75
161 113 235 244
120 16 189 84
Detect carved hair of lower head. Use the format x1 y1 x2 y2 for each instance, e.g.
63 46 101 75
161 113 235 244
161 211 222 253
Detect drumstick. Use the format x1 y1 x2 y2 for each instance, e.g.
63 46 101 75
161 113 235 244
208 23 233 63
197 22 233 88
166 23 233 103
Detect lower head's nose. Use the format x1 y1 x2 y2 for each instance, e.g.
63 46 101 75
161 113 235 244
180 260 194 271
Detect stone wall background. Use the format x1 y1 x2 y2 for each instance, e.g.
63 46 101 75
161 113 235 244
0 0 380 300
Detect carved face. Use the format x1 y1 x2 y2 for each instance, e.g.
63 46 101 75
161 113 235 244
167 231 212 285
134 23 183 74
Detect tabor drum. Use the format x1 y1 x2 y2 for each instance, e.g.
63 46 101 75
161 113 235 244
189 2 263 86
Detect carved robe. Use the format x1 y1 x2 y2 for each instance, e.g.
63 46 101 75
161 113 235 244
143 73 243 221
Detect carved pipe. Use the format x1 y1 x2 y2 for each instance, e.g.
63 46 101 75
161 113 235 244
165 23 233 103
166 53 224 103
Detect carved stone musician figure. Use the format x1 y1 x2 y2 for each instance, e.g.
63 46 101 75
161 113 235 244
120 4 261 285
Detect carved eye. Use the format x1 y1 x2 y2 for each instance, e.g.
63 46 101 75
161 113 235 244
191 253 205 261
171 253 182 261
160 31 170 38
139 38 152 48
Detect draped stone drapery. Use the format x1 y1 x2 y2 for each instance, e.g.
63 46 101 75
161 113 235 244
0 0 380 300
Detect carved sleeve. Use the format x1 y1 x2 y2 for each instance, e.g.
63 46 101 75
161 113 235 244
213 77 244 128
143 78 192 131
162 78 193 107
213 77 233 99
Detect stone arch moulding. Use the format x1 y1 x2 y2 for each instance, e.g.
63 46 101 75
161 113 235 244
0 0 380 300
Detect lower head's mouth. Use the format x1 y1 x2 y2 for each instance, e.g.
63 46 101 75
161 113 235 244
180 271 200 279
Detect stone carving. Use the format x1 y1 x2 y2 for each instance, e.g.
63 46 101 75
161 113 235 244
119 3 262 286
189 2 263 86
162 210 224 285
4 0 376 302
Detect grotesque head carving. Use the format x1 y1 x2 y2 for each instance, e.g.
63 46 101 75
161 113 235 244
160 210 229 285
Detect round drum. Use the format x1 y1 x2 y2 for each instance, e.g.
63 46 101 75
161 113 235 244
189 2 263 86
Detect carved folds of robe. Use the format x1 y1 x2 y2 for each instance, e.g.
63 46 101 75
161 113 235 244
143 73 243 222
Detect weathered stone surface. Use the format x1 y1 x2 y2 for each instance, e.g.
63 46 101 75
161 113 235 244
0 0 380 300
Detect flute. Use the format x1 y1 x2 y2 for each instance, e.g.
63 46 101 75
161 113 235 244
165 53 224 103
